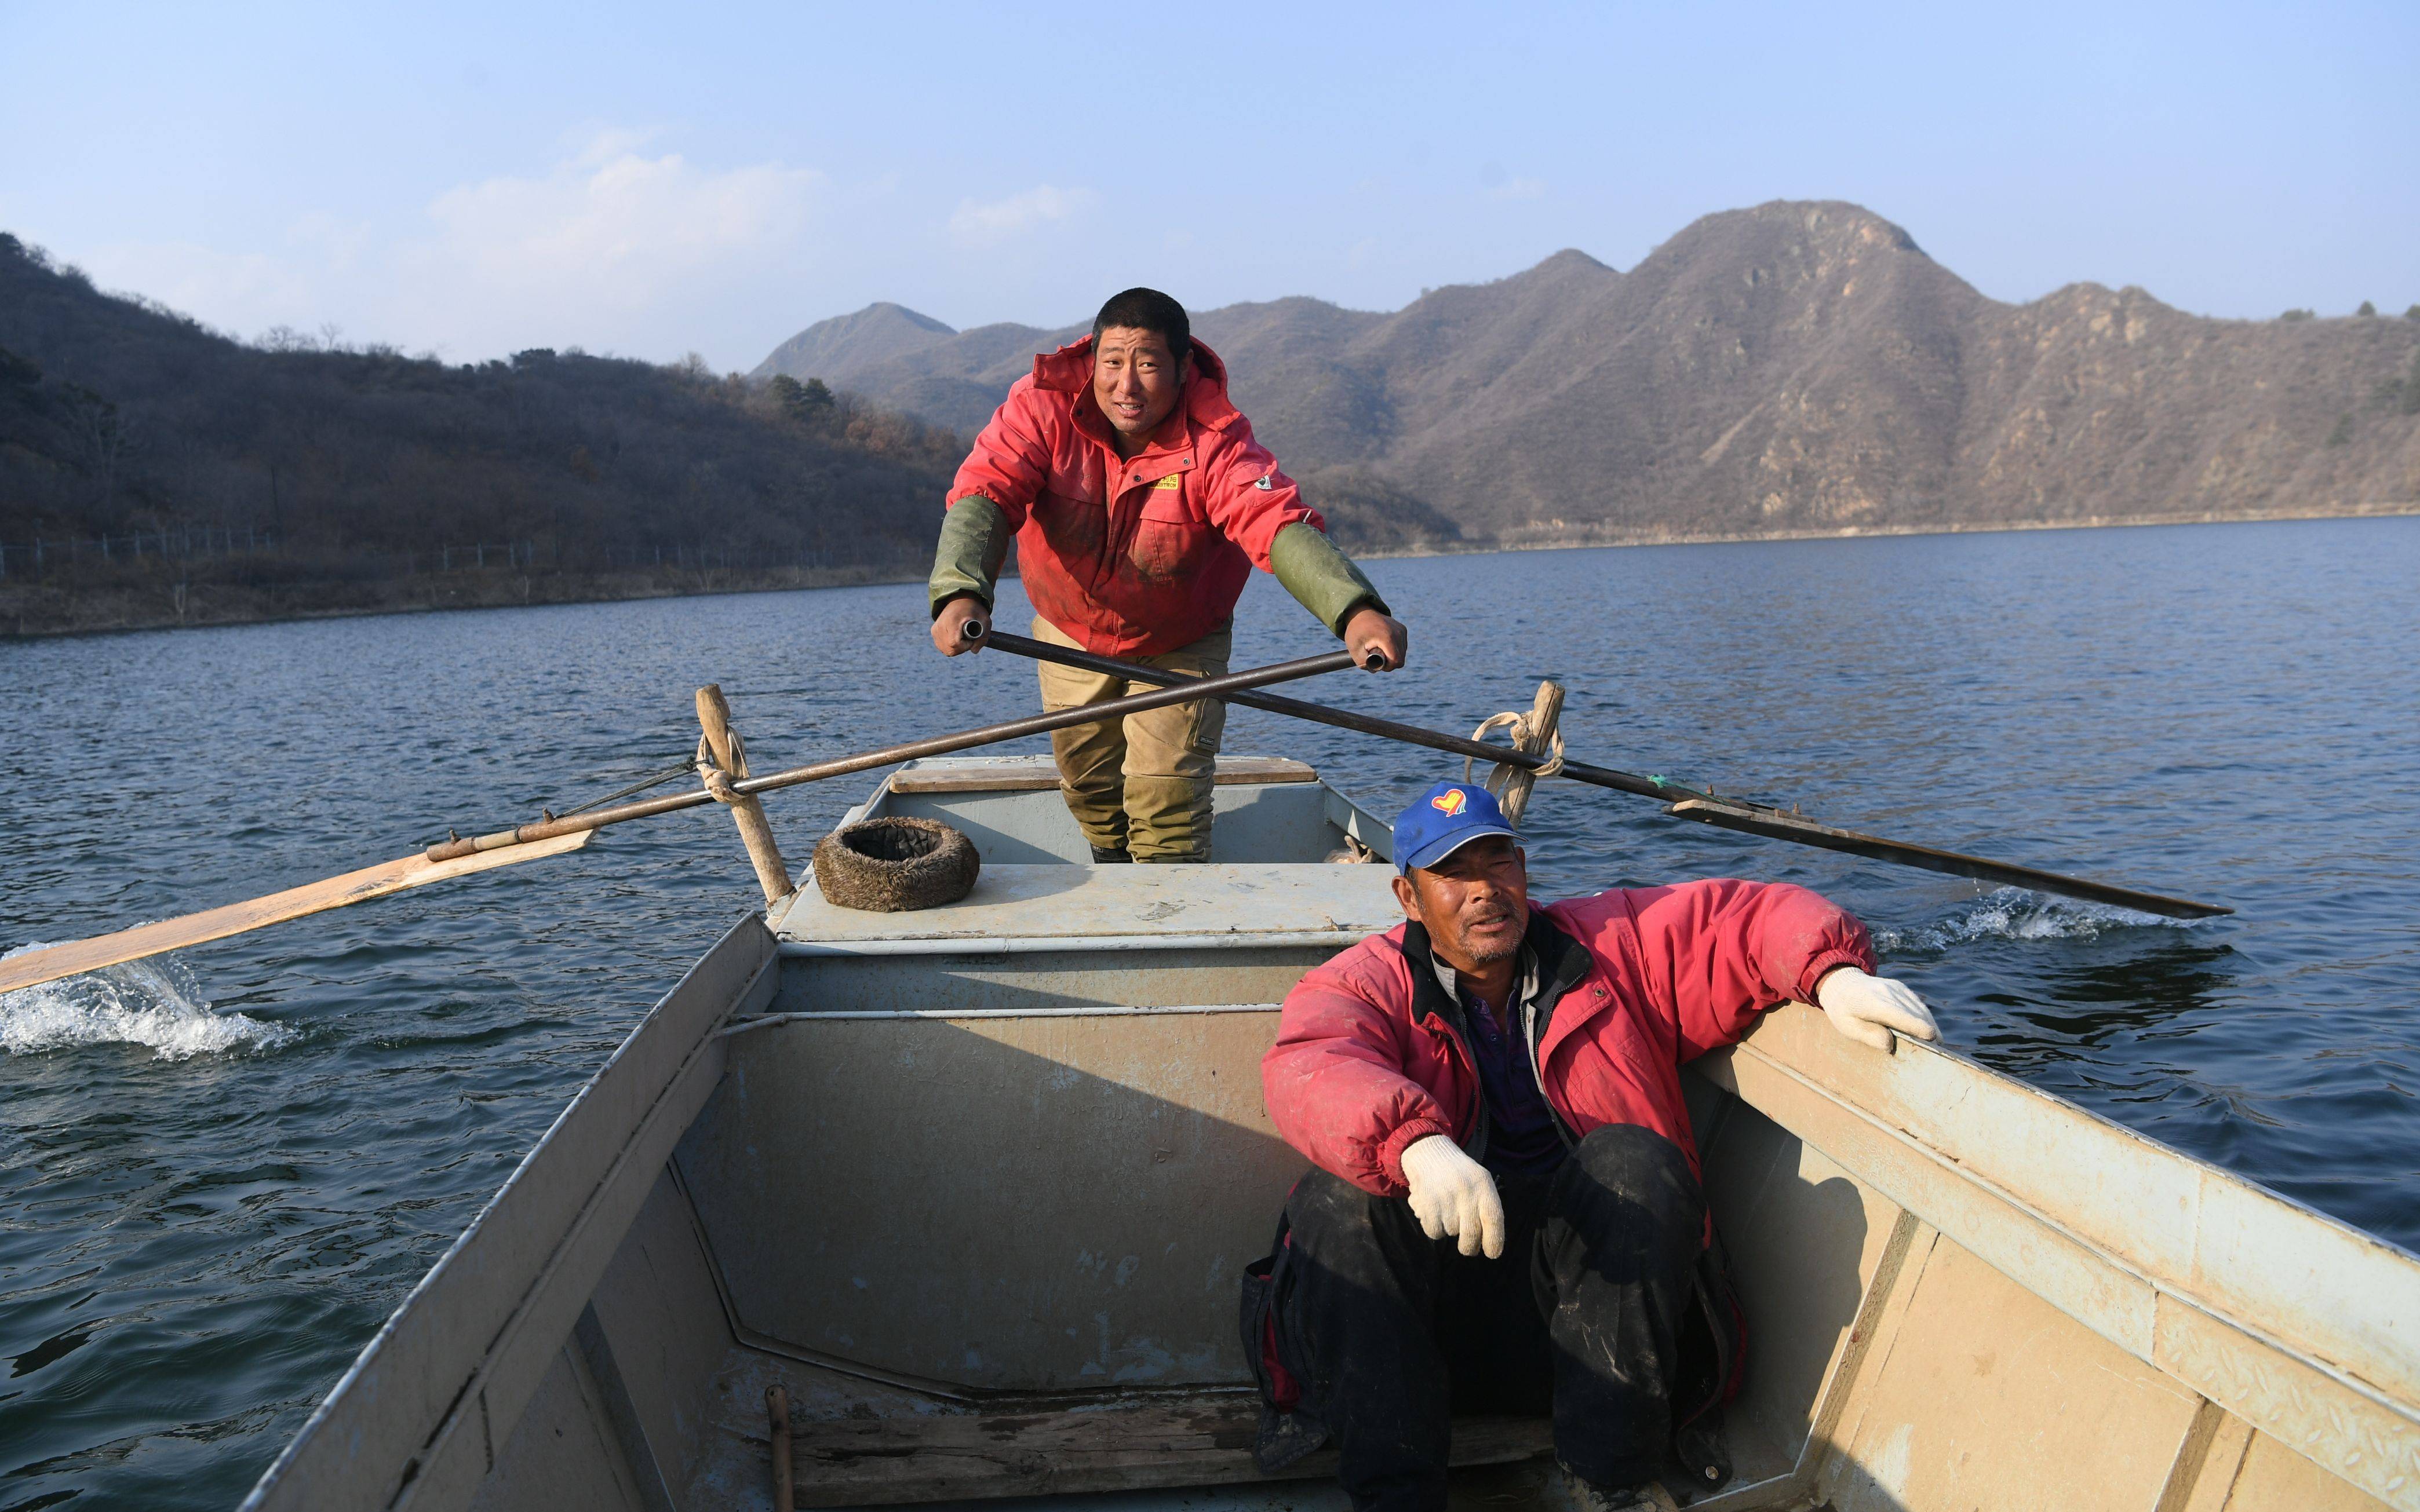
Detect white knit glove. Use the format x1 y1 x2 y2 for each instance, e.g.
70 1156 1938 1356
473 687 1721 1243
1815 967 1940 1051
1399 1134 1505 1259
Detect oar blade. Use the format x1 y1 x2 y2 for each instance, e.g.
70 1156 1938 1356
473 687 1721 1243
0 831 595 996
1665 798 2230 919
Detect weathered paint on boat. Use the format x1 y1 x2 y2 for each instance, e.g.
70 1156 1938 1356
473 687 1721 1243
241 755 2419 1512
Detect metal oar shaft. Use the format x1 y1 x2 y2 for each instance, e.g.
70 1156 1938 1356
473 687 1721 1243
974 630 2230 920
424 646 1362 862
981 632 1663 794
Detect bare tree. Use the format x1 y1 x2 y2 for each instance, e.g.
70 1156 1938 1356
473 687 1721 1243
63 383 136 512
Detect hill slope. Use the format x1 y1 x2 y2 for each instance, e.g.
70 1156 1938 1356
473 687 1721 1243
1 234 963 633
759 202 2420 545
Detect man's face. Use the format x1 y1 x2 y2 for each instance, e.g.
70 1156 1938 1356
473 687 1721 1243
1393 835 1530 972
1092 325 1188 443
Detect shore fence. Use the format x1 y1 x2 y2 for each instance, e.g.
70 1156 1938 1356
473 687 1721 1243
0 530 841 581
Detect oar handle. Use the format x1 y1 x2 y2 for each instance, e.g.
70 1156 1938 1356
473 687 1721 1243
964 616 1387 671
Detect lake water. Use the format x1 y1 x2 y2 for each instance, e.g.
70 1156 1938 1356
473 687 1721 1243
2 516 2416 1509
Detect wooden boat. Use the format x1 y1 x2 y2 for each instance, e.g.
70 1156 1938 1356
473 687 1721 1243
239 754 2420 1512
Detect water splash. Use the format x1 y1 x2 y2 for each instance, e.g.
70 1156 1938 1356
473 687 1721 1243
0 945 296 1060
1875 888 2195 952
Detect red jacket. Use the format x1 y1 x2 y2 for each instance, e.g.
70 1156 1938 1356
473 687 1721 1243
946 335 1321 657
1262 880 1876 1196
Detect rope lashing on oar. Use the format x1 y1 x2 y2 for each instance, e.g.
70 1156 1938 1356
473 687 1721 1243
695 731 745 805
1463 708 1566 790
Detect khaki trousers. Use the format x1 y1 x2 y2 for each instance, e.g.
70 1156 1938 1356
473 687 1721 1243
1033 615 1230 860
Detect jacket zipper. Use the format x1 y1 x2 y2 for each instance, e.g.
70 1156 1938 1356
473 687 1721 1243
1420 1011 1490 1164
1522 994 1581 1152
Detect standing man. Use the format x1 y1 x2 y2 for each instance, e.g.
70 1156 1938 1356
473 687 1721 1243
1257 781 1939 1512
929 288 1407 863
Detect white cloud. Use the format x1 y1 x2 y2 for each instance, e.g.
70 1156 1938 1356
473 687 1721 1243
568 126 658 167
947 184 1098 243
1477 160 1546 202
79 240 297 336
67 149 1132 368
287 211 373 268
411 136 822 313
75 132 830 363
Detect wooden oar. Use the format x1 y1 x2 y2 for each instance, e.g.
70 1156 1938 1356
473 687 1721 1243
419 645 1366 861
0 646 1365 997
970 627 2233 920
0 834 593 996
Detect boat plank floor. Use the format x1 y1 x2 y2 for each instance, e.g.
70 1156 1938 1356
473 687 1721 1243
686 1349 1558 1510
783 1396 1552 1507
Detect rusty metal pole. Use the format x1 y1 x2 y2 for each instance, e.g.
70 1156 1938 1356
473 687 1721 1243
1492 679 1565 829
766 1383 794 1512
697 684 794 905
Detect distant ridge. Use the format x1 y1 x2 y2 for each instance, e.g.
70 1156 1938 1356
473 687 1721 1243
752 301 957 385
756 201 2420 546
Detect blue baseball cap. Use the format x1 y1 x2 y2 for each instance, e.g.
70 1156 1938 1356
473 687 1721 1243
1392 780 1519 875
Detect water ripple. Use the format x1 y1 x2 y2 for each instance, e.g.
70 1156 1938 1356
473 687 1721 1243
1 517 2415 1508
0 950 296 1061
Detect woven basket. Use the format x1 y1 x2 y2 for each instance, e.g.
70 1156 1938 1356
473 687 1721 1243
811 817 980 912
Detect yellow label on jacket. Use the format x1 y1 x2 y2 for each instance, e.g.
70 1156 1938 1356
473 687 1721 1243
1152 474 1182 490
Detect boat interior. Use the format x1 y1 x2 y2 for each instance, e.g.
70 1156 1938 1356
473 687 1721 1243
244 757 2418 1512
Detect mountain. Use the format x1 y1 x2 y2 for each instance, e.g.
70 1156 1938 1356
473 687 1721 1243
0 234 963 634
752 301 956 384
757 202 2420 547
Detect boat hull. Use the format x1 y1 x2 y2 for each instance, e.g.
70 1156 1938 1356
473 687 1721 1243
243 761 2418 1512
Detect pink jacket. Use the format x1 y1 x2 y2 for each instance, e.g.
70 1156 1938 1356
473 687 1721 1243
1262 880 1876 1196
946 335 1321 657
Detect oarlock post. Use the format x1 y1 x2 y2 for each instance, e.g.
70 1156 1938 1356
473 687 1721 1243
695 684 795 905
1491 679 1565 829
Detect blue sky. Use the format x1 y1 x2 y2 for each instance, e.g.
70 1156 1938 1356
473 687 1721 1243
3 2 2413 370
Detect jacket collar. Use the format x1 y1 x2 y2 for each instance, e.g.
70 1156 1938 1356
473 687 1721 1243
1398 908 1591 1030
1398 921 1468 1039
1400 909 1594 1159
1528 910 1594 999
1398 920 1486 1157
1032 333 1243 436
1525 908 1597 1046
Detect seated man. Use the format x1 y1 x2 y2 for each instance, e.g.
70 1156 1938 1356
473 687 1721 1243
1258 781 1938 1512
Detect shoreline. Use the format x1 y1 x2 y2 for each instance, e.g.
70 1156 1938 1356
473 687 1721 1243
0 561 924 642
3 501 2412 642
1352 498 2420 561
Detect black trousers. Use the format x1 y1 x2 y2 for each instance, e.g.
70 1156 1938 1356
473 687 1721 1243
1282 1124 1705 1512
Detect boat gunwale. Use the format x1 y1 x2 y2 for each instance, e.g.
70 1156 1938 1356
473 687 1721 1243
724 1003 1284 1033
775 930 1382 956
240 916 779 1512
1705 1003 2420 1509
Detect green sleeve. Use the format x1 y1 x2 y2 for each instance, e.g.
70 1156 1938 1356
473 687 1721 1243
1270 521 1390 637
928 496 1012 618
